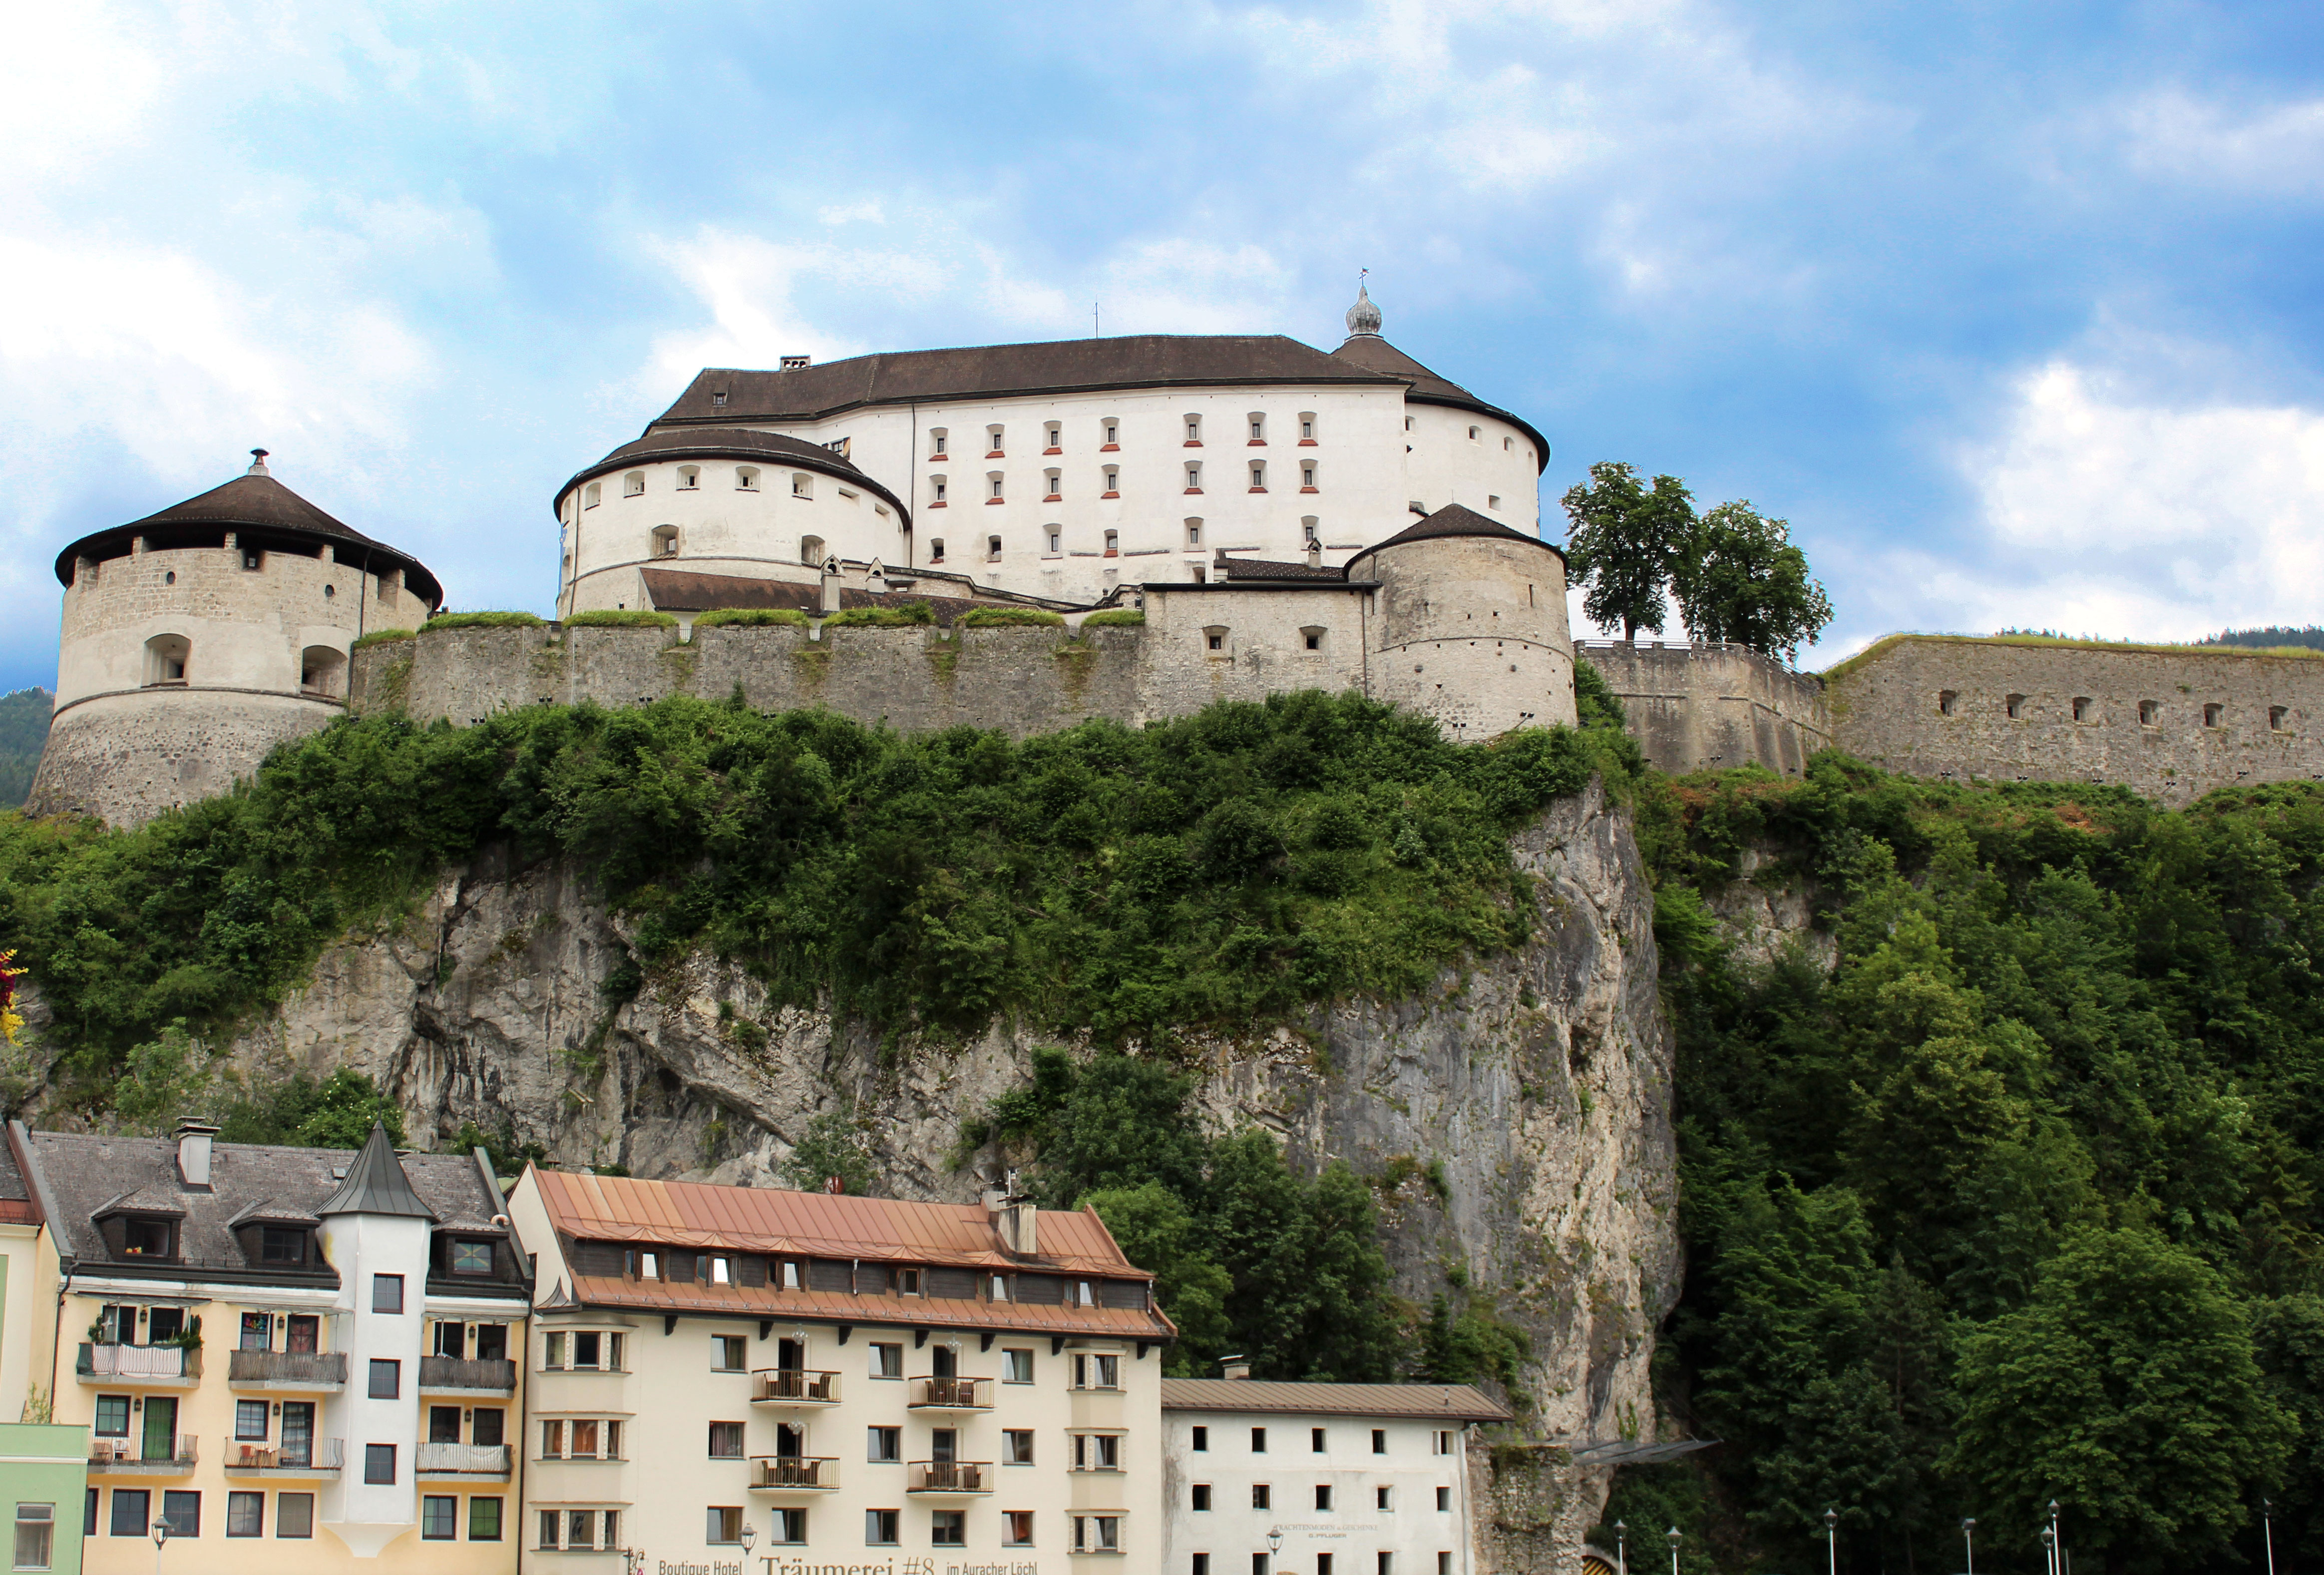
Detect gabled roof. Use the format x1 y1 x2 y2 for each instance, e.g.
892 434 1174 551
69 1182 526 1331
1329 335 1550 473
1160 1379 1510 1423
318 1123 439 1220
654 336 1408 428
54 460 444 606
0 1128 39 1227
1344 504 1564 571
557 426 908 520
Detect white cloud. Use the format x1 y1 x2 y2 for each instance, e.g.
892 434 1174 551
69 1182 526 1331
2122 90 2324 196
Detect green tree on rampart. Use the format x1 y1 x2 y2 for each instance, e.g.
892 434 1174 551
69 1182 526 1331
1561 462 1695 639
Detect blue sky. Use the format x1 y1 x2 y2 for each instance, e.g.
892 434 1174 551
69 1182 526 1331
5 0 2323 694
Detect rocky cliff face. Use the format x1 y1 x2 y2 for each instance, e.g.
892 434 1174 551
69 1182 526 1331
20 778 1679 1564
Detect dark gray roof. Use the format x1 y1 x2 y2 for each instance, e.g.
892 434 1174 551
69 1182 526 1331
557 426 909 521
1160 1378 1510 1423
1329 335 1550 472
53 461 444 606
1218 555 1347 582
657 336 1408 427
1344 504 1564 570
21 1128 501 1272
319 1123 438 1219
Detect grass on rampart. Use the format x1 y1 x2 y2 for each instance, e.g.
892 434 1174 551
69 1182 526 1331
0 690 1639 1096
822 601 937 628
1822 630 2324 684
694 608 810 628
424 610 548 632
1082 609 1146 628
961 608 1067 629
564 609 679 629
350 629 417 651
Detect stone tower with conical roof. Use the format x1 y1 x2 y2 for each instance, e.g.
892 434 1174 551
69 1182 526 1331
27 451 442 826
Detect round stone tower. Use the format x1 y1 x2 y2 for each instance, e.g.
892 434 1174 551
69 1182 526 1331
27 450 443 826
1348 504 1576 737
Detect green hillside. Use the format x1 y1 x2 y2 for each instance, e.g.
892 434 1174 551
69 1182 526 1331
0 688 51 807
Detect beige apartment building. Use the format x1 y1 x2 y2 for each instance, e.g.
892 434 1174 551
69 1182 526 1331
8 1121 530 1573
505 1170 1174 1575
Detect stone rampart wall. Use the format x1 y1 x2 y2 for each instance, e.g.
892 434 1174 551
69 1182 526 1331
1824 635 2324 806
1576 640 1832 777
27 689 342 824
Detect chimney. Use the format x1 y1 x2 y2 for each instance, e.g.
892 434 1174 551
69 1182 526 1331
1305 536 1323 570
175 1119 220 1187
1219 1354 1251 1381
819 555 843 615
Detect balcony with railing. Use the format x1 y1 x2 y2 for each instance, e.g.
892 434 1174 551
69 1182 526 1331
418 1442 513 1479
76 1343 201 1386
227 1349 347 1391
87 1436 198 1475
751 1369 841 1407
906 1376 990 1411
221 1436 344 1478
906 1460 992 1495
419 1355 519 1395
749 1456 839 1492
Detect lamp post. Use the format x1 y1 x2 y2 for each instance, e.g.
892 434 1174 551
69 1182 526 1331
2264 1499 2277 1575
1613 1520 1627 1575
1824 1508 1838 1575
2048 1501 2064 1575
2040 1526 2056 1575
744 1524 759 1566
1666 1526 1682 1575
1960 1517 1975 1575
150 1515 170 1575
1269 1527 1284 1575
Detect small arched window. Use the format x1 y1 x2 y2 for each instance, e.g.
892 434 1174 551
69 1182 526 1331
1101 419 1120 449
801 536 826 567
1185 519 1202 548
737 466 761 490
1046 527 1061 554
932 476 948 505
1468 425 1481 441
792 473 813 499
144 634 190 686
1299 413 1317 444
1248 462 1266 492
1247 412 1266 442
1044 422 1062 452
1184 462 1202 493
1044 470 1062 500
1101 467 1120 497
1103 530 1119 557
929 538 945 563
986 426 1006 457
2139 700 2161 726
1184 414 1202 444
623 471 645 497
929 428 949 459
1202 625 1228 654
987 535 1003 561
1300 626 1326 653
584 481 602 509
651 525 681 558
1301 463 1318 492
300 645 347 698
677 465 701 490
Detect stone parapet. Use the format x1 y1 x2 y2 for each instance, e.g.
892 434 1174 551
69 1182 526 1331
1575 640 1831 777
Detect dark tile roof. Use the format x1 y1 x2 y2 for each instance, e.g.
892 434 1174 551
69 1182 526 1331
1217 555 1347 582
1329 334 1550 472
559 427 908 520
656 336 1406 427
1159 1378 1510 1423
318 1124 438 1219
638 567 1038 626
1345 503 1564 569
53 464 444 607
21 1129 502 1273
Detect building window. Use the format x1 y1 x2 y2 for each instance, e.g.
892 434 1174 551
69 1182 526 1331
991 475 1005 501
1205 629 1226 653
773 1508 807 1544
1937 690 1959 716
1185 521 1202 549
624 471 646 497
2140 700 2161 726
12 1504 52 1571
1006 1511 1035 1546
108 1491 149 1538
225 1491 263 1539
1103 529 1119 556
738 466 761 490
422 1497 457 1541
1185 415 1202 443
1048 528 1062 554
1102 466 1120 496
933 478 948 504
1252 1486 1272 1510
1433 1432 1454 1456
1318 1557 1333 1575
94 1396 128 1438
1250 463 1266 491
1315 1485 1333 1510
651 524 681 558
584 481 602 508
1191 1485 1211 1511
709 1422 745 1459
1004 1349 1034 1383
1503 435 1513 450
929 538 945 563
1191 1427 1207 1452
2273 706 2292 731
142 634 190 687
242 548 265 571
932 1511 967 1547
470 1498 503 1542
1045 422 1063 451
1102 419 1120 447
365 1445 396 1485
1488 494 1502 510
801 536 826 569
869 1426 902 1463
867 1510 900 1546
1469 425 1481 440
158 1493 198 1539
1302 463 1317 490
988 535 1004 560
1045 470 1062 500
1002 1429 1034 1466
1075 1516 1121 1553
1196 1558 1211 1575
373 1274 404 1314
793 473 813 499
871 1343 904 1378
1185 463 1202 493
238 1313 271 1351
708 1507 746 1545
2073 696 2094 722
2006 693 2027 720
235 1400 268 1441
1072 1434 1122 1470
1251 1428 1266 1452
1312 1428 1327 1452
2204 703 2225 728
779 1260 802 1290
1435 1487 1452 1510
1372 1429 1387 1455
931 430 949 457
368 1359 400 1400
677 465 701 490
715 1335 747 1371
1300 415 1316 441
277 1494 314 1540
987 427 1006 456
1377 1487 1393 1509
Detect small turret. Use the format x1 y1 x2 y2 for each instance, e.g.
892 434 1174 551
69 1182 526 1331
1345 277 1383 339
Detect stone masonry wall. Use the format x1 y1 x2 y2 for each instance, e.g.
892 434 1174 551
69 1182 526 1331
28 688 341 824
1825 635 2324 807
1575 640 1832 777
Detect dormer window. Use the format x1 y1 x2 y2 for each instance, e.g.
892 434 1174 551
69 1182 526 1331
897 1267 923 1297
123 1217 173 1257
260 1227 308 1265
449 1240 494 1275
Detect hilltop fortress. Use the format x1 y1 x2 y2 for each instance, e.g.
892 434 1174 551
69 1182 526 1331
26 289 2324 825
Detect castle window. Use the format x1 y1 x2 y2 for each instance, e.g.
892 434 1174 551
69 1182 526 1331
651 525 681 558
300 646 347 699
801 536 825 567
1104 530 1119 557
1102 419 1120 449
1301 626 1325 653
1249 462 1266 491
1185 520 1202 548
144 633 190 686
2139 700 2161 726
1504 436 1513 451
1045 422 1062 452
990 474 1005 501
584 482 602 509
781 354 809 370
933 477 948 504
164 571 175 586
1044 470 1062 500
324 583 335 598
1404 416 1413 431
2272 706 2292 732
677 465 701 490
1937 691 1959 716
1048 528 1062 554
712 391 728 406
988 536 1003 561
792 473 813 499
2072 697 2094 722
1487 494 1501 510
929 538 945 563
1185 463 1202 493
624 471 645 497
1184 415 1202 444
931 429 949 458
2204 703 2225 728
1248 413 1266 442
1299 414 1316 443
1102 466 1120 498
987 426 1006 457
1302 463 1318 491
1468 425 1481 440
242 549 265 572
1203 626 1227 653
2005 694 2027 720
737 466 760 490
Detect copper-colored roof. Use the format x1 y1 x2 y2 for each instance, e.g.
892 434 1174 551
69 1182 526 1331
562 1271 1172 1339
1160 1379 1509 1423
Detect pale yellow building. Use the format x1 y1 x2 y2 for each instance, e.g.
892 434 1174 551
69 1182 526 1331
505 1169 1174 1575
10 1120 528 1572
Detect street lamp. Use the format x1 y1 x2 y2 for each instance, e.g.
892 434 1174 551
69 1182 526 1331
1666 1526 1682 1575
1960 1517 1975 1575
1613 1520 1627 1575
150 1515 170 1575
743 1524 759 1561
1269 1527 1284 1575
2264 1499 2277 1575
2040 1526 2056 1575
1823 1508 1838 1575
2048 1500 2063 1575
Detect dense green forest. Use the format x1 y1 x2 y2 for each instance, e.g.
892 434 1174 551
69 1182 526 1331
2202 625 2324 651
0 688 50 807
5 681 2321 1573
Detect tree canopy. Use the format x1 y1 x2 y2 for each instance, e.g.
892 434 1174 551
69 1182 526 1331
1668 500 1834 664
1560 461 1695 639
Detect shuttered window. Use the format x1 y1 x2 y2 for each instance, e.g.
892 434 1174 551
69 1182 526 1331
1015 1274 1064 1305
926 1267 977 1300
1100 1280 1149 1310
808 1259 854 1292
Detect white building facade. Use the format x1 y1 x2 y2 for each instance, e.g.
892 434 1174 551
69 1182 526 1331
505 1168 1174 1575
1158 1380 1508 1575
556 289 1549 615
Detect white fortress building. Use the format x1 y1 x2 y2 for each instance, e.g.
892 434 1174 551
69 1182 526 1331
556 287 1550 615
